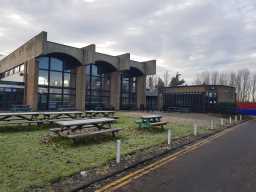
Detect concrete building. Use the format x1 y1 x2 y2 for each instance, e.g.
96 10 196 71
0 32 156 111
160 85 236 113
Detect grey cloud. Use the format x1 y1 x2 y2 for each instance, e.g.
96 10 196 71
0 0 256 83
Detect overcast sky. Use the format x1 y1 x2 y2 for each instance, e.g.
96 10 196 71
0 0 256 82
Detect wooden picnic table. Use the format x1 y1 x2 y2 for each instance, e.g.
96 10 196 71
141 115 162 123
0 111 84 125
136 115 167 129
55 118 116 131
52 118 120 140
40 111 83 120
84 110 115 118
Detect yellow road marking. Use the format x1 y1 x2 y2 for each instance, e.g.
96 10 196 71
96 128 234 192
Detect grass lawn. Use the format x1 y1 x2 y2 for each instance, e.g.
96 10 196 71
0 112 206 192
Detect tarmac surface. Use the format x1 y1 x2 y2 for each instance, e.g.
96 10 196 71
114 120 256 192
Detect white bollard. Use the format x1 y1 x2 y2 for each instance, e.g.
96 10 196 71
167 129 172 146
210 120 214 130
193 124 198 136
116 140 121 164
229 116 232 125
240 115 242 121
220 118 224 127
235 115 238 122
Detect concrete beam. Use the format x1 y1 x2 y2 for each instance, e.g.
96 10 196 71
110 71 121 110
76 66 86 111
0 31 46 73
143 60 156 75
136 75 146 109
24 58 38 111
83 44 95 65
118 53 130 71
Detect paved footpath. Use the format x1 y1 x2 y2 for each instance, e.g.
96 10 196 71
113 120 256 192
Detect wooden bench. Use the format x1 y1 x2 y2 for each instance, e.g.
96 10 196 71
66 128 122 140
150 121 168 128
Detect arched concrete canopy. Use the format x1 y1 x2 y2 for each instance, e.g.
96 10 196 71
45 52 83 67
94 60 118 73
94 52 119 69
44 41 83 64
124 67 144 77
130 60 145 75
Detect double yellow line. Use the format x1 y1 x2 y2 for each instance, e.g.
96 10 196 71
96 128 234 192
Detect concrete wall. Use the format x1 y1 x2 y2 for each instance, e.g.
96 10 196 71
76 66 86 111
163 86 207 94
0 32 46 73
136 75 146 109
217 86 236 103
110 71 121 110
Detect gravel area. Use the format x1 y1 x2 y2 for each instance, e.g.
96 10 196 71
121 111 224 129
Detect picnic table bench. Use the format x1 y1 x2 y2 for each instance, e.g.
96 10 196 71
50 118 121 141
0 111 84 126
84 110 117 118
136 115 167 129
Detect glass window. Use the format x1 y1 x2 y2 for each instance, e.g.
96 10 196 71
64 63 72 72
37 55 77 111
38 87 48 94
120 72 137 109
50 71 62 87
38 57 49 70
38 70 49 85
50 58 63 71
85 64 111 109
20 64 24 72
63 89 75 95
64 73 70 87
49 88 62 94
15 67 20 73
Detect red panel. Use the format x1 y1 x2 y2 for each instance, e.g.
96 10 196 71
237 102 256 109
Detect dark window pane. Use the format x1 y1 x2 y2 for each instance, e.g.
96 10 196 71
64 63 72 72
50 71 62 87
38 57 49 69
63 95 75 105
91 64 98 75
38 70 49 85
48 94 62 110
49 88 62 94
63 89 75 95
50 57 63 71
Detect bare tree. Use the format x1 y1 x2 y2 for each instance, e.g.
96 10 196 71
211 71 219 85
218 72 229 85
240 69 250 102
229 72 236 87
163 71 170 87
251 73 256 102
193 74 202 85
201 71 210 84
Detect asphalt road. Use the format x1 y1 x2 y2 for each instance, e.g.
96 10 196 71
115 120 256 192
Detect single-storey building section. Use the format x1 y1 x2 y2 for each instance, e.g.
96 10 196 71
0 31 156 111
160 85 236 113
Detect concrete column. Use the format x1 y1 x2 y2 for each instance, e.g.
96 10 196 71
110 71 121 110
24 58 38 111
136 75 146 110
76 66 86 111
